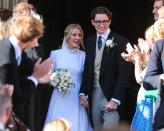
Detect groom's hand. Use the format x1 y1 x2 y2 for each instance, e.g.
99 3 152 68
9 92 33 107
80 95 88 108
105 100 118 111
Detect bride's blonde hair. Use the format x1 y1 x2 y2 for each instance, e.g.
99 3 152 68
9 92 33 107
64 24 84 48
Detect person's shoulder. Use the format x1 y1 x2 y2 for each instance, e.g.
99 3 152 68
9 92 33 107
112 31 128 42
111 31 129 47
51 48 63 53
0 38 9 44
153 38 164 50
85 33 97 43
50 48 63 56
85 34 96 42
78 49 85 56
0 38 11 49
78 49 85 54
155 38 164 45
84 34 96 49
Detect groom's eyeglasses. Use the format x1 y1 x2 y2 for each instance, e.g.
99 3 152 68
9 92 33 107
94 20 110 26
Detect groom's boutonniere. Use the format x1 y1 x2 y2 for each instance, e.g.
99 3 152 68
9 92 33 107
106 37 116 51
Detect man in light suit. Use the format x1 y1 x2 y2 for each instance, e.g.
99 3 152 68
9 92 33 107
0 15 52 124
80 6 133 130
143 39 164 130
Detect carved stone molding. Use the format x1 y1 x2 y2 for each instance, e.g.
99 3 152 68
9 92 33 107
0 0 28 9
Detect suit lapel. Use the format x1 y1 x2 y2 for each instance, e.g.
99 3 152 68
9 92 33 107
89 35 97 68
100 31 115 76
8 40 17 66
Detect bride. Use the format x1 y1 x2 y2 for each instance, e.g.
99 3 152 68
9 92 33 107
44 24 92 131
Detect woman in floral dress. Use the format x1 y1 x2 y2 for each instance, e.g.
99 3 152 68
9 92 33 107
122 25 158 131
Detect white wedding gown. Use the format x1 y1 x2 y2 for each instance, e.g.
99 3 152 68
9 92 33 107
45 48 92 131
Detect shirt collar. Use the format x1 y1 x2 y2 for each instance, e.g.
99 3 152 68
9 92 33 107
97 28 110 41
9 36 22 59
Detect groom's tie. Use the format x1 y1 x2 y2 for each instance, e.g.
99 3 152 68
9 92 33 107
16 56 21 66
98 36 102 50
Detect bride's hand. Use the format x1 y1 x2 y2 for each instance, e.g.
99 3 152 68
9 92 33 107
80 95 88 108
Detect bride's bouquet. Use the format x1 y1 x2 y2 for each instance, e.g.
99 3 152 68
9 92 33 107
49 69 75 96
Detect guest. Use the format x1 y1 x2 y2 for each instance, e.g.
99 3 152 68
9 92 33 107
11 3 46 130
153 0 164 20
45 24 92 131
11 2 45 75
12 2 36 19
143 40 164 130
143 18 164 130
0 8 12 21
100 122 130 131
3 84 29 131
0 84 12 131
153 18 164 39
0 9 30 131
0 15 52 126
79 6 133 130
0 21 10 40
122 25 158 131
158 6 164 19
0 8 12 40
43 118 70 131
0 21 9 40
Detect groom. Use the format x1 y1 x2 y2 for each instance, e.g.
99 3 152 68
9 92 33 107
80 6 133 130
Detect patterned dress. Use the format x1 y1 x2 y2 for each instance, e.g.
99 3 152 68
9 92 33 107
131 68 156 131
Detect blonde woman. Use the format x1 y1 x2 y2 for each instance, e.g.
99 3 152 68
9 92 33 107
43 118 70 131
143 18 164 131
45 24 92 131
122 25 157 131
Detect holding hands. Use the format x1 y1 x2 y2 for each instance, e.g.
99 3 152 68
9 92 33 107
80 95 88 108
104 100 119 111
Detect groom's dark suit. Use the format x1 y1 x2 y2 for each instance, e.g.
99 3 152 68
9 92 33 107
0 38 36 121
80 30 133 126
143 39 164 130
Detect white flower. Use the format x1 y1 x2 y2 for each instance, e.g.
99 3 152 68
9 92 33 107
64 83 68 87
63 87 68 90
106 37 115 48
49 69 75 96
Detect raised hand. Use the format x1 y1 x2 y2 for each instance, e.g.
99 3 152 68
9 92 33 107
121 42 142 62
126 42 134 54
138 38 151 55
32 58 53 83
5 84 14 96
37 70 52 84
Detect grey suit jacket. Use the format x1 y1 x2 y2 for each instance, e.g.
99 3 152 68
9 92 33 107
0 38 36 122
